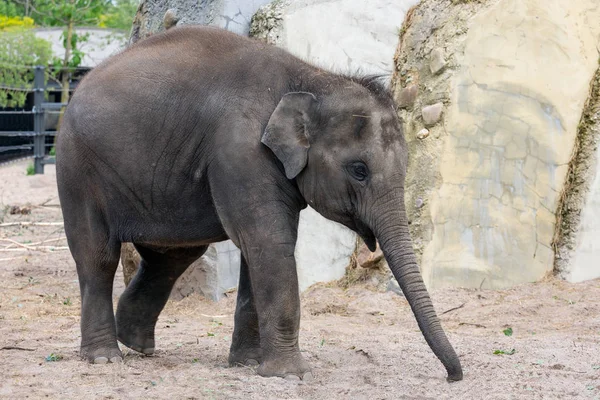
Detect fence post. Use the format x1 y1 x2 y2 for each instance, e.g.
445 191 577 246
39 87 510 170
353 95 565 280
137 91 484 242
33 66 45 174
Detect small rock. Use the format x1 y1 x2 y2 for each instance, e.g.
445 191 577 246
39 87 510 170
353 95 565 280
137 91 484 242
429 48 446 75
415 198 424 208
416 128 429 139
397 84 418 109
357 241 384 269
163 9 179 30
422 103 444 126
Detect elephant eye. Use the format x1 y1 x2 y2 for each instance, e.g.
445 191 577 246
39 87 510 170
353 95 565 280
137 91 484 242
348 161 369 182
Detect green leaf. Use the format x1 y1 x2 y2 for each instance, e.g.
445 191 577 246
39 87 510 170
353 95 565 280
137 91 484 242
503 327 513 337
493 349 516 355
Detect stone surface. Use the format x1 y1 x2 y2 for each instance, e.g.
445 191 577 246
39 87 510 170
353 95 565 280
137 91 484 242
163 9 179 29
130 0 273 43
429 48 446 75
252 0 420 74
170 246 219 301
395 0 600 289
251 0 420 289
421 103 443 126
295 208 357 291
356 241 384 269
397 84 418 109
213 241 241 296
120 243 140 288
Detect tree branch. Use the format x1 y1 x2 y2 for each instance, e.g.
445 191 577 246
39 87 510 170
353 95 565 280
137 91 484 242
15 0 68 23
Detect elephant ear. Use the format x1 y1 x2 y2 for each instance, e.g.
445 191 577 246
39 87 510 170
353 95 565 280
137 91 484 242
261 92 317 179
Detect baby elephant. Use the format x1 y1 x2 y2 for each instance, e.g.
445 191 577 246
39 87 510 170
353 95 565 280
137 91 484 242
56 26 462 382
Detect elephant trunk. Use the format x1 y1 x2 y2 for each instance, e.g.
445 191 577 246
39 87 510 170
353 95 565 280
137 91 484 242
371 201 463 382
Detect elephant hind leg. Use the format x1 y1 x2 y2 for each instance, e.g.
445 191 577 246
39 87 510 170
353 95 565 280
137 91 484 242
229 255 262 367
62 201 122 363
116 245 207 355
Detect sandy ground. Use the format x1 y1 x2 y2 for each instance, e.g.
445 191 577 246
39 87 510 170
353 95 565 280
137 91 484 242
0 160 599 399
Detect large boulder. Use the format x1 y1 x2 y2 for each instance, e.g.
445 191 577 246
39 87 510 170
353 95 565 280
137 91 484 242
394 0 600 288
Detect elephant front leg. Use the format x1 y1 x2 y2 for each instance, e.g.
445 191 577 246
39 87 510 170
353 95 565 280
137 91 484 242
239 229 312 381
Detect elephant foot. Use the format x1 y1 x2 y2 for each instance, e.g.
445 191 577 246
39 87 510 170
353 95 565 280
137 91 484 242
116 311 156 355
228 346 263 367
257 353 313 381
116 326 155 355
81 344 123 364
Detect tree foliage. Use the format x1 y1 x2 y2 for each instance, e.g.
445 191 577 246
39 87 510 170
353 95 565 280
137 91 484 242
0 18 52 107
0 1 22 17
0 0 137 107
9 0 109 26
99 0 138 31
0 0 137 31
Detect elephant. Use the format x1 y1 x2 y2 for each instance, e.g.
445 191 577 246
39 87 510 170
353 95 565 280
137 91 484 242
56 26 463 382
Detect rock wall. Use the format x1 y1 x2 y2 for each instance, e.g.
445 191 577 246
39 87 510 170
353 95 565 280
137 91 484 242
251 0 419 74
395 0 600 289
251 0 420 291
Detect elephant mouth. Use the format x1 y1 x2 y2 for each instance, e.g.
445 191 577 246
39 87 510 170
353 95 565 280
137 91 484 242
353 217 377 251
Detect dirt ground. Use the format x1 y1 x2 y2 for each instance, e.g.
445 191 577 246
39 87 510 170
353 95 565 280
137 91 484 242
0 160 599 399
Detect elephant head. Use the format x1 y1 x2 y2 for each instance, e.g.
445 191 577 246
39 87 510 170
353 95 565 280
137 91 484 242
261 77 463 382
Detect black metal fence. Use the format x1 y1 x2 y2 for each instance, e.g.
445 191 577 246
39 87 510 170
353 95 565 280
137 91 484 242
0 66 66 174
